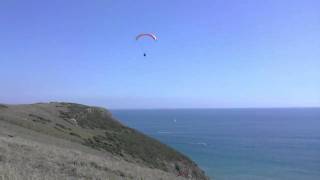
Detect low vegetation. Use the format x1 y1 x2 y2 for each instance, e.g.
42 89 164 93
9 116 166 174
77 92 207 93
0 134 185 180
0 104 8 109
29 114 51 124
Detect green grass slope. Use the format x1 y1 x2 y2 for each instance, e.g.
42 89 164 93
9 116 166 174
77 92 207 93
0 102 209 180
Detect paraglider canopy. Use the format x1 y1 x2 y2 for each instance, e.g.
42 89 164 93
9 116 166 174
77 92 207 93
136 33 157 41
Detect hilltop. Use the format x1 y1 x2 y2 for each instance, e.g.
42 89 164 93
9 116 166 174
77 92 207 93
0 102 209 180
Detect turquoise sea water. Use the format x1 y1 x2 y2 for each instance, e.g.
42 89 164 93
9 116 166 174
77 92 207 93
111 108 320 180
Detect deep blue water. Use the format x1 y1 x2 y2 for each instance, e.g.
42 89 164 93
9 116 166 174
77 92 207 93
111 108 320 180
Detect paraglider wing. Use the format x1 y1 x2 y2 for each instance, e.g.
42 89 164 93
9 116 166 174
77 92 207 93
136 33 157 41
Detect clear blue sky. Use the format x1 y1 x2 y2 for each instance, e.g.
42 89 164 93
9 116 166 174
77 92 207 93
0 0 319 109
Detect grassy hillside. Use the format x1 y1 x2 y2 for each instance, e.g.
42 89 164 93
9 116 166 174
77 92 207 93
0 120 188 180
0 102 209 180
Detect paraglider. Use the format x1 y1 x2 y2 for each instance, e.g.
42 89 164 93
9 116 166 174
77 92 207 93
136 33 157 57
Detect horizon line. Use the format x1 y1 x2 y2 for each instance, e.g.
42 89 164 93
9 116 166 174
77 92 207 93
1 101 319 110
110 106 320 110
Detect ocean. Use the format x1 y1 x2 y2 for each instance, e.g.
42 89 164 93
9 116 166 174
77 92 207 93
111 108 320 180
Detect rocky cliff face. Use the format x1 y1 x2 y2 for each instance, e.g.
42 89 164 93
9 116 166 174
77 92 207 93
0 102 209 180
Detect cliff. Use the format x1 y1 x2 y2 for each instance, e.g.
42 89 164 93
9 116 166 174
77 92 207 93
0 102 209 180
